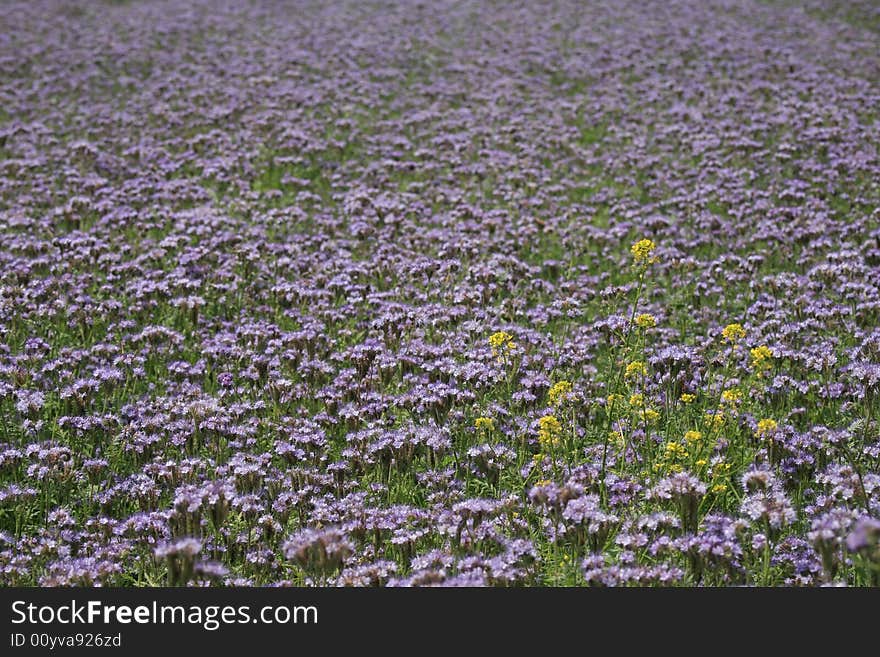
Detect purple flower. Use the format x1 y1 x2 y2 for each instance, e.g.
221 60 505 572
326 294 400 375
741 491 796 532
651 473 707 533
846 517 880 554
561 494 619 553
155 538 202 587
283 527 354 575
808 508 857 582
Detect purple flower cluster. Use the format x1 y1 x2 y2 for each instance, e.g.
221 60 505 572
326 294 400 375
1 0 879 586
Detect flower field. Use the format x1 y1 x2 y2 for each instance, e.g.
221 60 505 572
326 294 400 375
1 0 879 586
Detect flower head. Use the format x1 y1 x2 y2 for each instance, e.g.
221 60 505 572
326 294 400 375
155 538 202 586
846 518 880 554
650 472 706 533
755 418 778 439
684 430 703 444
625 361 647 380
475 417 495 432
489 331 517 359
606 393 624 409
631 239 658 265
721 389 743 406
664 441 688 459
537 415 562 450
721 323 746 343
635 313 657 329
741 490 795 531
705 410 725 431
750 345 773 373
547 380 573 407
284 527 354 575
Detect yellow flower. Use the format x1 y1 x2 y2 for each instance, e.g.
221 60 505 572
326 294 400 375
750 345 773 374
537 415 562 450
711 484 728 494
756 418 778 439
489 331 517 359
625 361 647 380
538 434 559 451
695 458 708 468
606 393 624 408
680 393 696 404
684 430 703 444
721 389 743 406
628 393 644 408
750 345 773 363
631 239 658 264
664 441 688 459
635 313 657 329
705 410 725 430
538 415 562 432
475 417 495 432
547 380 573 407
640 408 661 424
609 430 625 448
535 478 552 487
721 323 746 343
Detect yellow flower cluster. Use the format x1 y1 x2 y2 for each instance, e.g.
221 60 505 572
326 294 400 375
711 460 732 479
705 410 726 431
628 393 644 408
537 415 562 450
697 460 733 492
721 388 743 406
475 417 495 432
684 430 703 444
756 418 778 439
639 408 661 424
680 393 696 404
635 313 657 329
625 361 647 380
631 239 658 264
750 345 773 375
721 323 746 343
664 441 688 459
654 440 688 474
547 380 573 407
489 331 517 359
